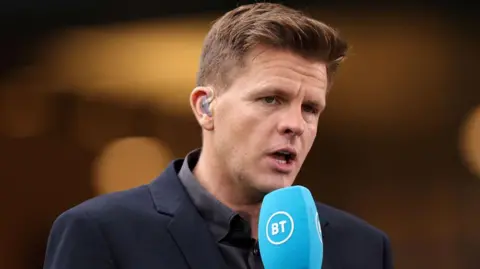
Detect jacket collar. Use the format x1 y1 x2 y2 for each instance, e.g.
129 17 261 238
148 159 228 269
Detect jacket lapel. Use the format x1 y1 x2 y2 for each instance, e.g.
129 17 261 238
321 245 335 269
149 160 227 269
168 201 227 269
316 203 341 269
321 229 341 269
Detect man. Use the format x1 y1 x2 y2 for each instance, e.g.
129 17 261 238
44 3 393 269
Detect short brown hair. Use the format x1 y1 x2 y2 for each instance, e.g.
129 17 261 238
197 2 348 90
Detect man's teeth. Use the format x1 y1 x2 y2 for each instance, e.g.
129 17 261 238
276 159 287 164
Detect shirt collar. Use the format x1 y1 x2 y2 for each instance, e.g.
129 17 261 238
178 148 248 242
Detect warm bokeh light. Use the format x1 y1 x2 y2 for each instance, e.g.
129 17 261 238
39 17 211 115
328 15 452 136
92 136 174 194
460 105 480 179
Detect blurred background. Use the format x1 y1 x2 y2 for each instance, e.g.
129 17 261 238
0 0 479 268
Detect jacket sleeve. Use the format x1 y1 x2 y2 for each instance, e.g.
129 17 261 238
43 208 115 269
382 234 394 269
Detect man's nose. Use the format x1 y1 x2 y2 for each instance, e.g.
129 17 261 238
278 106 305 137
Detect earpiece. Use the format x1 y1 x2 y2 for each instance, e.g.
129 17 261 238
200 96 213 117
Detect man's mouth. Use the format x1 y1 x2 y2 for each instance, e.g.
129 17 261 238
270 149 297 164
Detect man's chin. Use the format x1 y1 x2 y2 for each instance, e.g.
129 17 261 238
240 184 277 203
254 180 292 194
242 173 295 200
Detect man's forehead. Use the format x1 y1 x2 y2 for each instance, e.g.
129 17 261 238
220 46 327 94
245 46 327 80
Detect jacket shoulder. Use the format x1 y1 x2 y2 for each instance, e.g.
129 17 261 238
316 202 394 268
316 202 388 238
55 184 157 224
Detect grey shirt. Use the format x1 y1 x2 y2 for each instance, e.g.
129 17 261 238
178 149 264 269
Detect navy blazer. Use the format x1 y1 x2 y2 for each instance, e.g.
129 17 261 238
44 159 393 269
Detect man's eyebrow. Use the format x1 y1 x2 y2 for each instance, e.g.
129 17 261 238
253 84 294 96
264 87 292 96
303 100 323 110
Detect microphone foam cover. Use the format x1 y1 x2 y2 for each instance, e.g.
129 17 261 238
258 186 323 269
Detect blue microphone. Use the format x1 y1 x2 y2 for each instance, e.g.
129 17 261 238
258 186 323 269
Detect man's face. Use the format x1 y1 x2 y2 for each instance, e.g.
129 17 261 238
212 46 328 196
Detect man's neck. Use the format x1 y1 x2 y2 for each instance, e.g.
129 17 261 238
193 148 261 238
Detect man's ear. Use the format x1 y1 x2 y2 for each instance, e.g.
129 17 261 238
190 86 215 131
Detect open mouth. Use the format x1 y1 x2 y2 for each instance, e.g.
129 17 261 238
271 150 297 164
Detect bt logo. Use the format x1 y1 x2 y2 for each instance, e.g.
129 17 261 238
265 211 294 245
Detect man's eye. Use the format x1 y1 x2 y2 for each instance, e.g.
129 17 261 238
262 96 278 104
302 104 319 114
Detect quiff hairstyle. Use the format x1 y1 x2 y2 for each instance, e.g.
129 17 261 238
196 2 348 91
